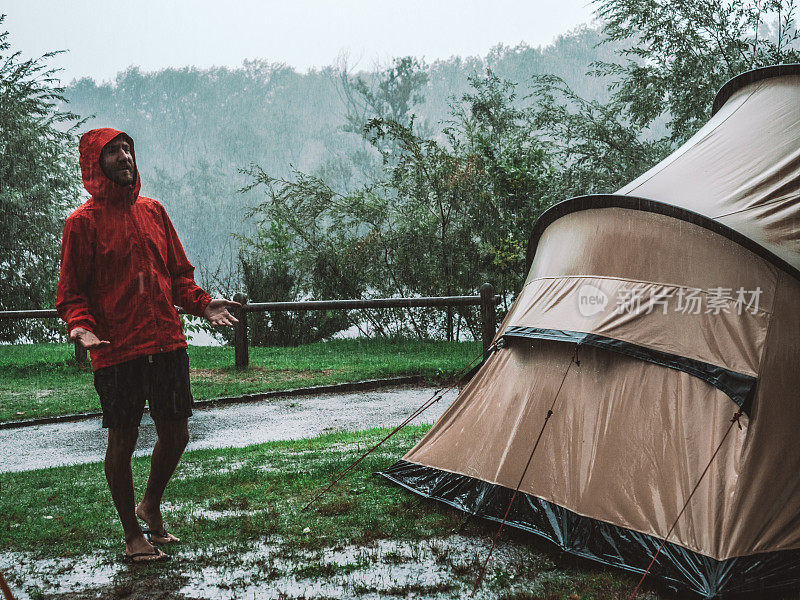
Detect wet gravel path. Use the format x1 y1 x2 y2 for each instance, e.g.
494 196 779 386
0 385 456 473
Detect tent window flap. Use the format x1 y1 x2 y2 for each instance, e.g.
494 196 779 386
501 326 757 414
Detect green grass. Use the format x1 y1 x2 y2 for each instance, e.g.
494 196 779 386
0 339 481 423
0 426 653 599
0 426 444 557
4 427 799 599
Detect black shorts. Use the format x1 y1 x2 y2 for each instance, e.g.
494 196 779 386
94 348 193 429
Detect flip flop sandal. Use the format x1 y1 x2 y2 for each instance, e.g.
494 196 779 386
122 549 167 564
141 527 179 544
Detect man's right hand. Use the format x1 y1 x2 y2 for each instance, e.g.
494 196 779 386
70 327 111 349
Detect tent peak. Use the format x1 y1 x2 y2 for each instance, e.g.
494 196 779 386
712 63 800 116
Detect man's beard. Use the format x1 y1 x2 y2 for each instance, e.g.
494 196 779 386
108 165 135 186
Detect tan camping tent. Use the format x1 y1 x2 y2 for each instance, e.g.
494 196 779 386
382 65 800 597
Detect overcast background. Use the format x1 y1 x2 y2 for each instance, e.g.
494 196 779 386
4 0 595 82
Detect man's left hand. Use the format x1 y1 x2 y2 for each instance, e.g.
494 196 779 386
203 299 241 327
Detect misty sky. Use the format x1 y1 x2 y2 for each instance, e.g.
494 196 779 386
4 0 596 83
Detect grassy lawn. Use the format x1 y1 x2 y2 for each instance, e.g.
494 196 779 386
3 427 799 599
0 339 481 423
1 426 662 600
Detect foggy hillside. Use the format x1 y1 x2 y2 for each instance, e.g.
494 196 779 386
63 26 620 284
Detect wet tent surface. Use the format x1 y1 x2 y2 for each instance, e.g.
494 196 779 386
0 385 456 473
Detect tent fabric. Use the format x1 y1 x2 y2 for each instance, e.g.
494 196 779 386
711 64 800 115
505 275 769 377
382 459 800 597
382 66 800 598
500 328 756 412
617 67 800 274
395 341 750 560
525 195 800 282
525 205 780 294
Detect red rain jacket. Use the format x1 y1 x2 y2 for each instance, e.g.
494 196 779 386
56 128 211 371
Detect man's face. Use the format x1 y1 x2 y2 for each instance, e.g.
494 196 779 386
100 137 136 186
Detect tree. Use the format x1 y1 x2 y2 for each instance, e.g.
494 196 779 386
341 56 429 133
529 0 800 201
235 220 355 347
596 0 800 144
241 72 552 341
528 74 671 202
325 56 432 192
447 73 552 295
0 16 83 342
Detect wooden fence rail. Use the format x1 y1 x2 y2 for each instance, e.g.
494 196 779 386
0 283 500 369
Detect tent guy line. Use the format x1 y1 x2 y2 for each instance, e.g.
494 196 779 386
628 408 746 599
300 342 497 513
0 570 14 600
472 342 581 596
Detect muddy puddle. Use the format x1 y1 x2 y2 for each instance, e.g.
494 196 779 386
0 535 558 599
1 386 456 472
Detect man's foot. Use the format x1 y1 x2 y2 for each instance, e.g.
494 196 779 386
124 534 166 563
136 503 180 544
141 526 180 544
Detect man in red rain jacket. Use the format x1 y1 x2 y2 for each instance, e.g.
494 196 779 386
57 128 239 563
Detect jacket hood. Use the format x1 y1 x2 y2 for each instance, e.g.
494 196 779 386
79 128 141 203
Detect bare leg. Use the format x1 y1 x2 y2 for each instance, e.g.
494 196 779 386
136 417 189 541
105 427 161 559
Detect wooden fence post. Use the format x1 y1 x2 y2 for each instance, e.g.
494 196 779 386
480 282 496 357
233 292 249 369
74 340 87 366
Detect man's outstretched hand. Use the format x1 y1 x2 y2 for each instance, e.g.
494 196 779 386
70 327 111 349
203 299 241 327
